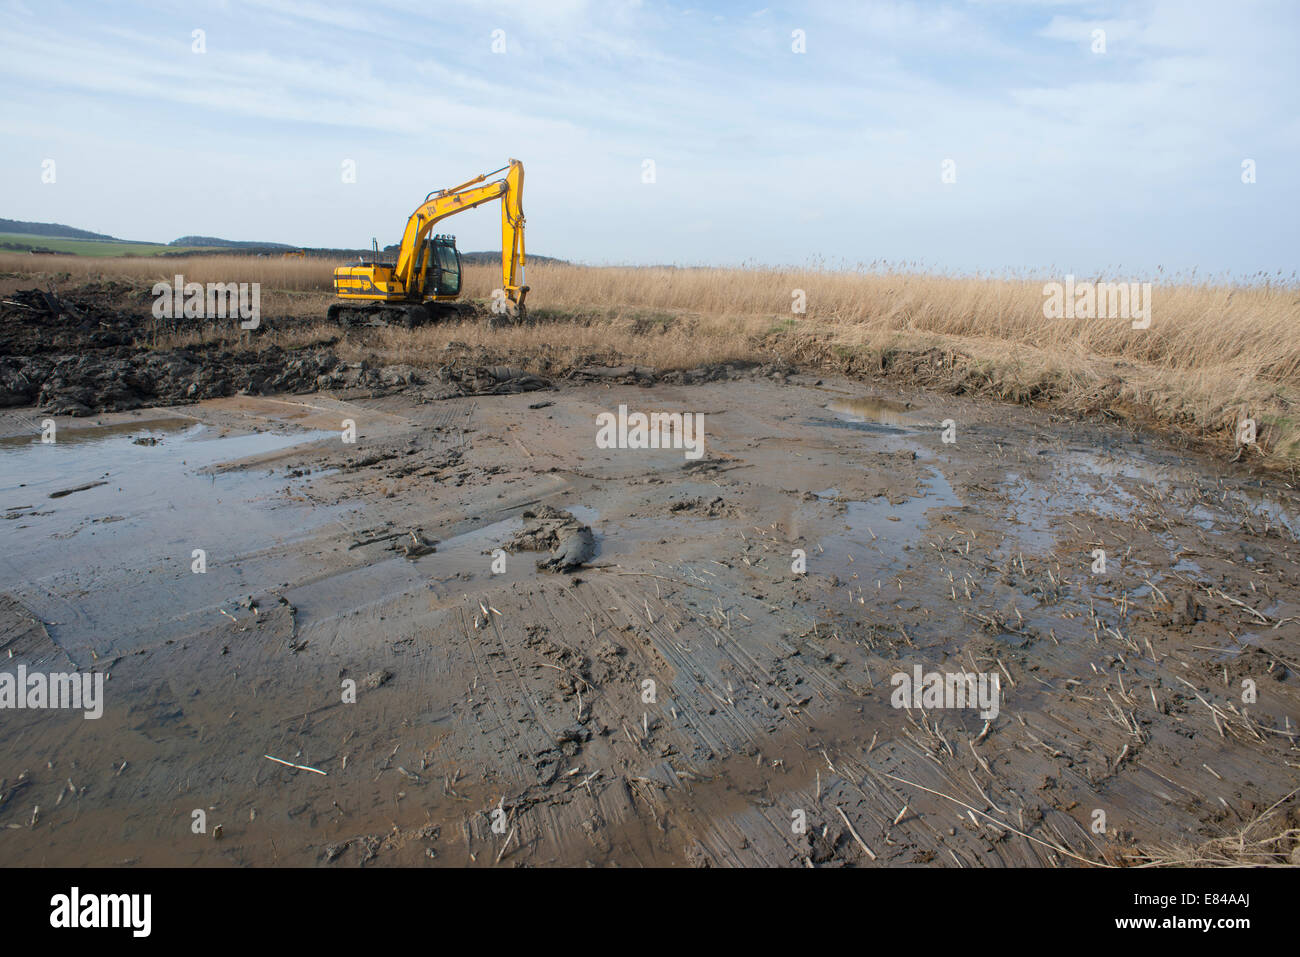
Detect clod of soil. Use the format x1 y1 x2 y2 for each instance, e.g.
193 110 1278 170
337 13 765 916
505 506 598 571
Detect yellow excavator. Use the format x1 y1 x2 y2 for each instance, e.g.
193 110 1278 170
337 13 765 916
328 159 528 327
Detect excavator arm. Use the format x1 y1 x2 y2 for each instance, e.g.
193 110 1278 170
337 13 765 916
393 159 528 314
501 160 525 307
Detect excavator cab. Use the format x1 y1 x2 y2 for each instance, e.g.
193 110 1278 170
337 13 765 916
419 234 461 298
328 159 526 327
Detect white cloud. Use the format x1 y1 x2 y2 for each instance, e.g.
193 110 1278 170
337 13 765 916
0 0 1294 274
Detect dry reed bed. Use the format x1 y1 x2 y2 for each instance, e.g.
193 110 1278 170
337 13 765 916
4 253 1297 465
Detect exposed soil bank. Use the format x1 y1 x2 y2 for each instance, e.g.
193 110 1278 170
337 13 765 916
3 280 1295 476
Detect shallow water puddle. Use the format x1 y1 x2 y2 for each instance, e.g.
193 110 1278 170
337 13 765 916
1001 447 1300 555
0 421 340 659
0 417 193 451
842 467 961 538
1 421 335 500
827 396 935 430
812 467 963 590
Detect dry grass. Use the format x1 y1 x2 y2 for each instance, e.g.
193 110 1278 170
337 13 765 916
4 252 1298 465
355 310 764 372
1125 788 1300 867
0 252 337 291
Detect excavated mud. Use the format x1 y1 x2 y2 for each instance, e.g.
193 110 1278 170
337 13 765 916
1 282 1298 868
0 284 748 415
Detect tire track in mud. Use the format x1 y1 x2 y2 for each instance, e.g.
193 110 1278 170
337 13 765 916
430 564 842 864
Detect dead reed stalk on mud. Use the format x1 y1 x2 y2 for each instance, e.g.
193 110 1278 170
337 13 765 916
1127 786 1300 867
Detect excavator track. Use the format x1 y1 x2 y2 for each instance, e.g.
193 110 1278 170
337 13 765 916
326 301 475 329
327 300 524 329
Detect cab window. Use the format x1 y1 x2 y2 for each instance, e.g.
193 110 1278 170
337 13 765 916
436 244 460 295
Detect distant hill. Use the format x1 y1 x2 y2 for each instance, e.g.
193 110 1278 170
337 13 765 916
2 218 566 262
0 218 117 240
170 235 295 251
460 250 568 266
380 244 566 266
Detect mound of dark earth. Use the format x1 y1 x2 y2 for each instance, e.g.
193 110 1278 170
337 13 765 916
1 347 368 415
0 283 151 355
0 283 554 414
0 280 802 415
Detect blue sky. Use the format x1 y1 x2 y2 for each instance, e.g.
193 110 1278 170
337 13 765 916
2 0 1296 276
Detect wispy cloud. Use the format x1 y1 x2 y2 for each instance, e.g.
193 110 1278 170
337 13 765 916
0 0 1295 274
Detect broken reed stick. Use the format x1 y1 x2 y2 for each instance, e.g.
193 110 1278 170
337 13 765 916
878 771 1108 867
835 806 877 861
495 826 517 864
264 754 328 776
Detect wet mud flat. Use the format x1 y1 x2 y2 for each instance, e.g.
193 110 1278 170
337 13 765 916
1 376 1298 867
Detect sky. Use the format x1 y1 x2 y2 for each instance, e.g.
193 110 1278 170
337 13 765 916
1 0 1297 276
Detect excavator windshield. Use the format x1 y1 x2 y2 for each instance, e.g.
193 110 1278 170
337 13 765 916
435 242 460 295
418 237 461 297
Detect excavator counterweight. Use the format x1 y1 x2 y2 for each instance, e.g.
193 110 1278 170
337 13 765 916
327 159 528 328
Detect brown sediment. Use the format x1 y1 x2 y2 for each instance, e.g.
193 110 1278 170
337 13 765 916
1 367 1297 868
0 279 1297 867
